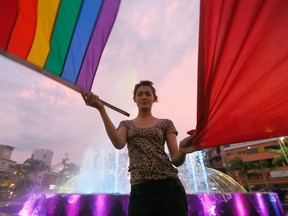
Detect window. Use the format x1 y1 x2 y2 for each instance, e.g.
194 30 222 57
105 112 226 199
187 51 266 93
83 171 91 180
247 149 258 154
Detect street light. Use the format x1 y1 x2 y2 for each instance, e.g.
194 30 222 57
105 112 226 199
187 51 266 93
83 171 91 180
278 137 288 165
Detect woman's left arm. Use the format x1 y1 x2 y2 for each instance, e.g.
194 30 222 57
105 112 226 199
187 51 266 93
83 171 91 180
166 133 187 167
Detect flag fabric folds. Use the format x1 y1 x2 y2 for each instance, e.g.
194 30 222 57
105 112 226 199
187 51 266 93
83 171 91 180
187 0 288 150
0 0 121 92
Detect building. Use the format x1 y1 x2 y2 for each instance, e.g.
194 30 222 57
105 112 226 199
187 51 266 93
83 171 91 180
0 145 17 200
0 145 16 180
205 137 288 189
31 148 53 168
204 146 225 172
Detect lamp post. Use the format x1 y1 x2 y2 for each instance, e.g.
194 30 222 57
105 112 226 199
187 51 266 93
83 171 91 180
278 137 288 165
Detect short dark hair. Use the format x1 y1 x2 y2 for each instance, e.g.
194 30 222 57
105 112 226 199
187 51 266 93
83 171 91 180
133 80 158 101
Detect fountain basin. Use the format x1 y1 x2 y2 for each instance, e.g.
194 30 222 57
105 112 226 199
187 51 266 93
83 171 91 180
12 193 283 216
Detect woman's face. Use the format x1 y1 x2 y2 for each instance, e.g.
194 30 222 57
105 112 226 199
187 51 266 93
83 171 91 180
134 85 156 110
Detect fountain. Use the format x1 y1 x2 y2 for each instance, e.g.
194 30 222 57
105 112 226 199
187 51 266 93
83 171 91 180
4 148 284 215
61 148 130 194
58 149 247 195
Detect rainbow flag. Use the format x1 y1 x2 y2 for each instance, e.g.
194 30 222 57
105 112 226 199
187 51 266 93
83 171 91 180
0 0 121 92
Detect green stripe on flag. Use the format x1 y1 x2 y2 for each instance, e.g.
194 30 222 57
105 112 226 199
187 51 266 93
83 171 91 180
45 0 83 75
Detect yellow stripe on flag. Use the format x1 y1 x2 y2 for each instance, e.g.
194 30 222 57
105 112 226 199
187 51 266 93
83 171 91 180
27 0 60 67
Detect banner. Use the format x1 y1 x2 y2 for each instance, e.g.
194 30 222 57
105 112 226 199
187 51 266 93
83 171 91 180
188 0 288 150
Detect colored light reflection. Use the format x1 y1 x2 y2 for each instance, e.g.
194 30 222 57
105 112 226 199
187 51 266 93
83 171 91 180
9 193 283 215
233 194 249 216
66 194 81 215
255 193 269 216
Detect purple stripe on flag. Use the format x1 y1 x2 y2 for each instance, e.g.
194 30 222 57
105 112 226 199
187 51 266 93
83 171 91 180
77 0 121 91
61 0 103 84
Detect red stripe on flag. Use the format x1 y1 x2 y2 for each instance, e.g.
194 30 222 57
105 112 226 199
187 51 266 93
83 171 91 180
7 0 37 59
0 0 18 49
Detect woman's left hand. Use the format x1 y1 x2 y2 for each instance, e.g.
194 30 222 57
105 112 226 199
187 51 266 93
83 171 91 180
179 133 202 153
179 134 195 148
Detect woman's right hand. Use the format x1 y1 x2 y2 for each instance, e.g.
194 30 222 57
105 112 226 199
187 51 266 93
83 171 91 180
81 91 104 111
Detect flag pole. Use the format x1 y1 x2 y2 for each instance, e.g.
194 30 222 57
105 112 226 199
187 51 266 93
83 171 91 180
100 99 130 116
81 93 130 117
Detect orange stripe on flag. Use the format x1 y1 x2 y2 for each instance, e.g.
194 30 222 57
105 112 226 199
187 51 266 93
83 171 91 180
27 0 60 67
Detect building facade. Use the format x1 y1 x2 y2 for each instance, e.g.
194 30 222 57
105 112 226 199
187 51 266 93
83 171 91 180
0 145 16 179
205 137 288 189
31 148 53 168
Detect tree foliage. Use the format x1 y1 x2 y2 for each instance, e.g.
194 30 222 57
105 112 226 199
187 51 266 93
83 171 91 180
270 147 288 166
22 158 48 173
229 157 247 176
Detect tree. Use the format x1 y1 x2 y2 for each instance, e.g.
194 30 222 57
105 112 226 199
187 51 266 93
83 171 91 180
59 162 80 185
270 146 288 166
254 160 270 189
65 163 80 179
21 158 49 192
22 158 48 173
228 157 252 191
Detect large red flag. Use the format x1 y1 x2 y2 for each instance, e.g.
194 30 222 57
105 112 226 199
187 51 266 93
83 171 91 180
187 0 288 151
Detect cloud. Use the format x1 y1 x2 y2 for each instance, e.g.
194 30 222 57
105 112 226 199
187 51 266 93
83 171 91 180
153 49 198 139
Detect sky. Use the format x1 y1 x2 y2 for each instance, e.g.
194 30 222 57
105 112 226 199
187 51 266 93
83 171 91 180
0 0 200 166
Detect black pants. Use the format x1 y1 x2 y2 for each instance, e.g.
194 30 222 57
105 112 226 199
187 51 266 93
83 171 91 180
128 178 188 216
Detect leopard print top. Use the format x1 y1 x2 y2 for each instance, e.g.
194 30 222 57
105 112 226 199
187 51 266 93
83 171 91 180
118 119 179 185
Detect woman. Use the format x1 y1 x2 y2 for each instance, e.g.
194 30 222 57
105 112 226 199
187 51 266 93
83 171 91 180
82 80 195 216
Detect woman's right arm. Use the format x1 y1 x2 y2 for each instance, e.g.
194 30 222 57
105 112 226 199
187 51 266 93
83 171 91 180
82 92 127 149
